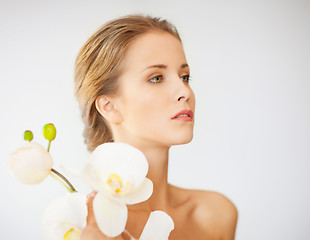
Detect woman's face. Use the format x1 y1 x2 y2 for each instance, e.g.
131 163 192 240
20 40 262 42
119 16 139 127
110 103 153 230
113 31 195 148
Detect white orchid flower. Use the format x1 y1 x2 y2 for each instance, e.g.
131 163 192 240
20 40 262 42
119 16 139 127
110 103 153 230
8 142 53 184
139 211 174 240
126 211 174 240
42 192 87 240
82 142 153 237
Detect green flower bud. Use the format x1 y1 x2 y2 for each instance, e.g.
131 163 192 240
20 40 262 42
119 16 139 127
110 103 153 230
42 123 56 141
24 130 33 142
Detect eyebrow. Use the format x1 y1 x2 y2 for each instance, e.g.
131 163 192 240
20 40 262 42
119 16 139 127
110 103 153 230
142 63 189 72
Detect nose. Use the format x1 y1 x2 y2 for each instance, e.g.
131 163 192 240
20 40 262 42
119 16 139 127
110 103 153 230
178 94 189 101
174 80 191 102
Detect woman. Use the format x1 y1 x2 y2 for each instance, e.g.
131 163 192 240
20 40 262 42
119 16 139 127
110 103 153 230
74 15 237 240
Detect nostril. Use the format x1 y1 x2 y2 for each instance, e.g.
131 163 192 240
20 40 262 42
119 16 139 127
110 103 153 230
178 95 187 101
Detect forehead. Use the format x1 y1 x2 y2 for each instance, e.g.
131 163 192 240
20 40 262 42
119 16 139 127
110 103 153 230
121 31 186 72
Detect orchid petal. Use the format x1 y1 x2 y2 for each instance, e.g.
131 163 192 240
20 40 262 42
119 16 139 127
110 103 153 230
121 178 153 205
81 162 107 191
139 211 174 240
43 222 71 240
60 164 83 178
90 143 148 188
8 142 53 184
93 191 128 237
64 228 81 240
42 192 87 240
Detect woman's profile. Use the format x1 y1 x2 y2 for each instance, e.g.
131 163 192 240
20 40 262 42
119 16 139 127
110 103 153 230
74 15 238 240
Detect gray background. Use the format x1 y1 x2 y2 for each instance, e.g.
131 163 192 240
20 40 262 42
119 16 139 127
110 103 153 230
1 0 309 239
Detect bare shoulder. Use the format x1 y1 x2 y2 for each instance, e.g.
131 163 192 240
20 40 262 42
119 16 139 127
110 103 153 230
169 185 238 239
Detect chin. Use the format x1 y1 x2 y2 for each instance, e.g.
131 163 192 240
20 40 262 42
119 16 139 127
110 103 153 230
171 133 194 146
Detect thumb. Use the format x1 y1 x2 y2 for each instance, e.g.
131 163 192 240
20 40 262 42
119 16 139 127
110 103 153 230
86 191 98 226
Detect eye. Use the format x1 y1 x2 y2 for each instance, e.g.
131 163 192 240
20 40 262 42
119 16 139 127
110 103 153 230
180 75 191 83
148 75 163 84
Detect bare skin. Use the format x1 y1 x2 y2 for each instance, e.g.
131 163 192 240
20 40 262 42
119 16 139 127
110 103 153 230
81 149 237 240
81 186 237 240
81 31 238 239
126 185 238 240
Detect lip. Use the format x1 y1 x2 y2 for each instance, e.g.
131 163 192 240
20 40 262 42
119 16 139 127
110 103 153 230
172 109 193 121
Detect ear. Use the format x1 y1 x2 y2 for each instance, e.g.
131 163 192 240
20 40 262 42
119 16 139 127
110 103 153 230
95 96 123 124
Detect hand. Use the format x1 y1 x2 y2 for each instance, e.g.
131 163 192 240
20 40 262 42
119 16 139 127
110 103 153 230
80 192 125 240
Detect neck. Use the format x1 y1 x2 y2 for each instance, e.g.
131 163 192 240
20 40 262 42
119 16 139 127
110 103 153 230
143 146 170 210
115 138 171 210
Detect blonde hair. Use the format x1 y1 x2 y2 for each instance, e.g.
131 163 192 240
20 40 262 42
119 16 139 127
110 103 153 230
74 15 181 152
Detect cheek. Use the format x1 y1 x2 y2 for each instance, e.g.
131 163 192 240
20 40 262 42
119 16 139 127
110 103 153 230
124 90 169 126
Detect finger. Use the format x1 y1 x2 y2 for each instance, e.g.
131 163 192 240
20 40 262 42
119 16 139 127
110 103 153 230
86 191 98 226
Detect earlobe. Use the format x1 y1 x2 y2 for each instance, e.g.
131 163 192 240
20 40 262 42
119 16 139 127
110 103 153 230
95 96 123 124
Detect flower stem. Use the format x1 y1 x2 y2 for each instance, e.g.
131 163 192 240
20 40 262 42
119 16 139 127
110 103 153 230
49 168 77 193
124 229 137 240
47 141 51 152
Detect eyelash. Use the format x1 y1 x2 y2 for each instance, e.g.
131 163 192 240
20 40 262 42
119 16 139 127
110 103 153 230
148 75 191 84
